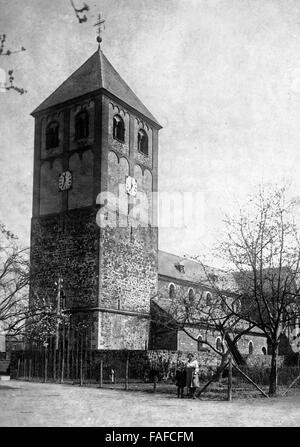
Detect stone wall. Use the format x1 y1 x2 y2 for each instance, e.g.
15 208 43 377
158 278 203 304
30 207 99 311
98 313 149 350
98 226 158 349
177 327 267 355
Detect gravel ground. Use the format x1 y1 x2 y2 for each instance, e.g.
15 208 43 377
0 379 300 427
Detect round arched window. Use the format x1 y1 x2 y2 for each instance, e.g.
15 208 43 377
249 341 254 355
188 288 195 304
75 110 89 140
262 347 267 355
113 114 125 142
169 283 175 299
46 121 59 149
206 292 212 306
138 129 148 156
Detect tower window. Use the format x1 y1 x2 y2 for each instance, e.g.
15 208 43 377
138 129 148 156
169 283 175 299
75 110 89 140
46 121 59 150
113 115 125 142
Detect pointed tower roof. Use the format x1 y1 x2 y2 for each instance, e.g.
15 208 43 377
32 50 161 127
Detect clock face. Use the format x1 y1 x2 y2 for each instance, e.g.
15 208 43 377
58 170 72 191
125 176 137 197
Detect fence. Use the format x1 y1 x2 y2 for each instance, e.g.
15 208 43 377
11 348 150 387
9 346 300 399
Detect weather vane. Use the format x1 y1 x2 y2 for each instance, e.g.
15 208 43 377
94 13 106 49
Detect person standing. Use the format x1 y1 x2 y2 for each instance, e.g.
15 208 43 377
185 353 199 399
175 362 186 398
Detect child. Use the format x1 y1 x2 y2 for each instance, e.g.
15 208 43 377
175 362 186 398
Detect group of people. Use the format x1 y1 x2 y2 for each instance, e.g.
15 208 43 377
175 353 200 399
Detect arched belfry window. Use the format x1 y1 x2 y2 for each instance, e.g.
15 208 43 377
169 283 175 299
75 110 89 140
138 129 148 156
46 121 59 150
113 115 125 142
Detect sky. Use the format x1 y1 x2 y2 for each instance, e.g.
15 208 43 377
1 0 300 260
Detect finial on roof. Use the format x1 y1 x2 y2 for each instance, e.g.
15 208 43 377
94 13 106 50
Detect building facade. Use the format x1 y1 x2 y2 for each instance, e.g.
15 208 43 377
150 250 268 356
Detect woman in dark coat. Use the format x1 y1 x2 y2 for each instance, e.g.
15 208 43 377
175 362 186 398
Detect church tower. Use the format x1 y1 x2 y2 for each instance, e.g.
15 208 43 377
30 31 161 349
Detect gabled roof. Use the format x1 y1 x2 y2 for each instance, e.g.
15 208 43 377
32 50 161 127
158 250 238 292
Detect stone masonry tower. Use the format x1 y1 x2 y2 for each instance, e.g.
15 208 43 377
30 43 161 349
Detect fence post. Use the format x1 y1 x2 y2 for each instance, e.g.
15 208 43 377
58 338 62 383
29 358 32 381
66 324 70 381
80 335 83 386
99 359 103 388
53 337 56 381
61 323 65 383
153 375 158 393
228 356 232 401
125 355 129 390
22 354 25 379
17 358 20 380
44 346 48 383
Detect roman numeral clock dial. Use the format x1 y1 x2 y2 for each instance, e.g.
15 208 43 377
58 170 72 191
125 176 137 197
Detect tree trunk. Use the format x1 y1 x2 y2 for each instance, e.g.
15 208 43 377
225 333 247 366
269 345 278 396
216 351 229 382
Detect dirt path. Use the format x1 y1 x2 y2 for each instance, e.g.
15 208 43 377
0 380 299 427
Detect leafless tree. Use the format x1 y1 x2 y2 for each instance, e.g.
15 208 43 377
0 222 30 336
151 278 256 380
0 34 27 95
214 185 300 395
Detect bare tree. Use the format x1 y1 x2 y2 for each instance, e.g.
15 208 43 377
0 34 27 95
215 185 300 395
0 222 30 336
150 276 256 379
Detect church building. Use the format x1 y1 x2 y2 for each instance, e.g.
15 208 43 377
30 37 291 358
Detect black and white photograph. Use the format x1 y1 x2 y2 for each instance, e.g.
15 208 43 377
1 0 300 433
